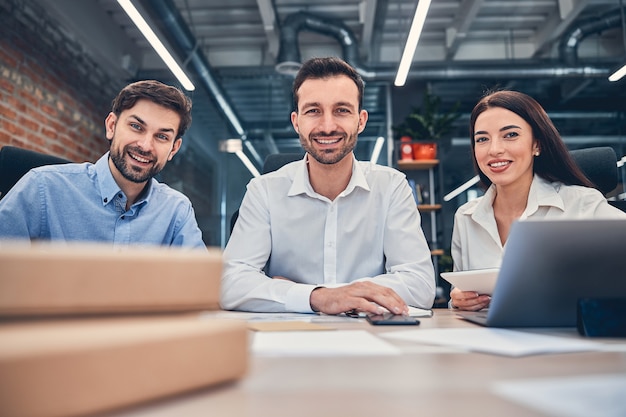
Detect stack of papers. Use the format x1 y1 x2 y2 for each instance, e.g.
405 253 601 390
252 330 401 356
381 328 601 357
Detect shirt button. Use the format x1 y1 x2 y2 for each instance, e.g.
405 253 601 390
121 216 125 220
103 198 108 203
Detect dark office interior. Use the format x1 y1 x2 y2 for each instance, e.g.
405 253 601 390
1 0 624 255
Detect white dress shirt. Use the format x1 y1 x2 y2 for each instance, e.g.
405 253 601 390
451 174 626 271
221 155 436 313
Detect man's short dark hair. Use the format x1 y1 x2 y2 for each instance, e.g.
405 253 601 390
292 57 364 112
110 80 193 139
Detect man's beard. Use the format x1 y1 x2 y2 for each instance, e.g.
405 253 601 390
110 144 162 183
300 130 357 165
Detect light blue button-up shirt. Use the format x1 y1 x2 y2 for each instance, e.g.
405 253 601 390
0 152 206 249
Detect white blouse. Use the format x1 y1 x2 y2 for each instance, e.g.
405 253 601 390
451 175 626 271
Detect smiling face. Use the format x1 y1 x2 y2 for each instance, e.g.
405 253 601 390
290 75 367 165
105 99 182 185
473 106 540 190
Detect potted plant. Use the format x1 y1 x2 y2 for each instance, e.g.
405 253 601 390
394 91 461 160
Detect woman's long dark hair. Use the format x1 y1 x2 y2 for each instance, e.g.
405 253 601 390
469 90 594 189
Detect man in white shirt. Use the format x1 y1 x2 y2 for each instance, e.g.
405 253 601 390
221 57 435 315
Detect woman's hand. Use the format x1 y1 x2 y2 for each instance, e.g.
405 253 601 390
450 287 491 311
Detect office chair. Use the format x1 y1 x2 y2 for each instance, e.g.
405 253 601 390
0 146 71 200
569 146 618 196
569 147 626 213
229 152 303 232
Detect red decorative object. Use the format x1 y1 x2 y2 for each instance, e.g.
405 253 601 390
413 143 437 160
400 136 413 160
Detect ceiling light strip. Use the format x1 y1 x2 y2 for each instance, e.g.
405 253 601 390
370 136 385 164
394 0 432 87
117 0 195 91
235 150 261 178
443 175 480 202
608 64 626 82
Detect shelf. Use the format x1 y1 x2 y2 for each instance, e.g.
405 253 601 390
398 159 439 170
417 204 441 212
399 160 443 261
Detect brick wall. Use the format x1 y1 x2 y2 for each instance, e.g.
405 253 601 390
0 3 119 162
0 1 219 246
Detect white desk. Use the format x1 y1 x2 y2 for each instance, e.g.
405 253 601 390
109 309 626 417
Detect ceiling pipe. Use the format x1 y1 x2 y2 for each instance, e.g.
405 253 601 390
559 6 626 65
276 11 374 78
143 0 247 139
350 62 611 80
275 11 618 81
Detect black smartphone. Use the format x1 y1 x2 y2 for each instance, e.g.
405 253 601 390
366 313 420 326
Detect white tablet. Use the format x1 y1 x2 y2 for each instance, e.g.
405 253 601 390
440 268 500 295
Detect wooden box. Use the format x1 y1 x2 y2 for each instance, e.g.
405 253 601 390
0 242 222 317
0 315 248 417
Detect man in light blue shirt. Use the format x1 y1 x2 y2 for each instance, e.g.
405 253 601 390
0 80 205 249
221 57 435 314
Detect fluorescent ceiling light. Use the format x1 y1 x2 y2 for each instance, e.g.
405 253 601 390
608 64 626 82
235 150 261 178
370 137 385 164
117 0 195 91
443 175 479 202
219 139 261 177
394 0 432 87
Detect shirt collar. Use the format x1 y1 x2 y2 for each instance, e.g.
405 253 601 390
96 152 153 208
342 157 370 195
462 174 565 219
288 154 369 199
464 182 496 223
522 175 565 217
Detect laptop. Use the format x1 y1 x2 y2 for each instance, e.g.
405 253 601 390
456 219 626 327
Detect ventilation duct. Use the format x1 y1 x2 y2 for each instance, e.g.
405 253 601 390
145 0 246 138
559 7 626 65
275 11 618 81
276 11 366 76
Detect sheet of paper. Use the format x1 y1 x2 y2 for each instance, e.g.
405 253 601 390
492 374 626 417
346 306 433 318
201 311 358 324
247 321 333 332
381 328 601 357
252 330 401 356
408 306 433 317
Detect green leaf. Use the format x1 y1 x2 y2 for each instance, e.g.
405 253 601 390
393 92 461 141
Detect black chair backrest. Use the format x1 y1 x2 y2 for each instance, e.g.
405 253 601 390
609 200 626 213
262 153 303 173
229 153 303 233
569 146 618 196
0 146 71 199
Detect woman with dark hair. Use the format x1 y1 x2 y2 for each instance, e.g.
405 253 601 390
450 90 625 311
